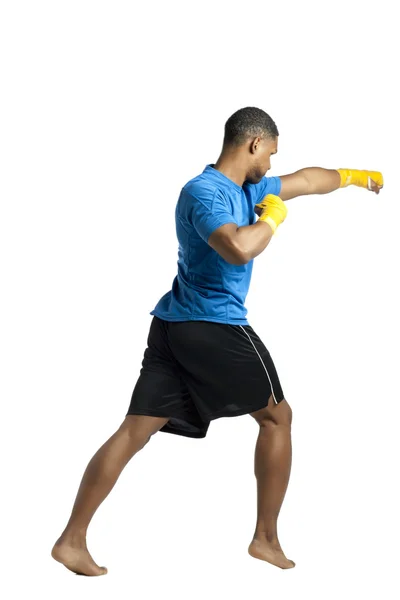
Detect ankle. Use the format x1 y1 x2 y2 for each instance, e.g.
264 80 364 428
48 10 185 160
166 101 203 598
59 526 88 547
253 530 279 545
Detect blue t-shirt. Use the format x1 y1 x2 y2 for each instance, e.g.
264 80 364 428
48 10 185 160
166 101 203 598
150 164 281 325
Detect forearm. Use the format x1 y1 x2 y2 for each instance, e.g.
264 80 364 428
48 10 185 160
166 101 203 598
235 220 274 263
280 167 383 201
301 168 341 195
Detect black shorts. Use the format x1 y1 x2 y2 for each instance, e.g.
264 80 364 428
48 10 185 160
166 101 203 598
126 316 285 439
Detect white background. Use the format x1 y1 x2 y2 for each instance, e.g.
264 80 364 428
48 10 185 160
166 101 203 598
1 0 399 598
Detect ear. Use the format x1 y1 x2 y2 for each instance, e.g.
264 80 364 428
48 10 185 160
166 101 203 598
250 137 262 154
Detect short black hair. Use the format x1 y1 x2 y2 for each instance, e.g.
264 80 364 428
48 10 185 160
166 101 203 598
223 107 279 147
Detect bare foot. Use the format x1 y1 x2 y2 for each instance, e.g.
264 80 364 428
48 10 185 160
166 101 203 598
51 537 108 576
248 538 295 569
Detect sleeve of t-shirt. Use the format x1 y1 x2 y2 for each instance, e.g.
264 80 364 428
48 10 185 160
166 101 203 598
252 175 282 204
188 190 238 244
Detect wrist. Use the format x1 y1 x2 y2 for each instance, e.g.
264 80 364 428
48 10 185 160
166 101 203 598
258 214 277 234
337 169 354 187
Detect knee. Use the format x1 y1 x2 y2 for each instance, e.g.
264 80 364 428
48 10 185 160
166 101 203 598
119 417 153 450
281 401 293 426
253 398 293 428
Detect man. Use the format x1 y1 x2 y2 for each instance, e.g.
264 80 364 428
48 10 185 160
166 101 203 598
51 107 383 575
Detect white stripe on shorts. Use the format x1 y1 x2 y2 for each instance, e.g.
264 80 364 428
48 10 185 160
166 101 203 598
239 325 278 405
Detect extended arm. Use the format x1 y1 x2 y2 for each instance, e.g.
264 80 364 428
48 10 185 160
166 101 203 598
278 167 383 201
208 168 384 265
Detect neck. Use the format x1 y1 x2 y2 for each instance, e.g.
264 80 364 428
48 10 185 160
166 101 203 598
213 151 247 187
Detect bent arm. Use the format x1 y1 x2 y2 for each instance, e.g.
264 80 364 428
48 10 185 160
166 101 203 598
208 221 274 265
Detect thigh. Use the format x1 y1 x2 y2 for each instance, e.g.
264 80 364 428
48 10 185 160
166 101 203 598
167 320 286 419
126 317 210 438
126 370 210 438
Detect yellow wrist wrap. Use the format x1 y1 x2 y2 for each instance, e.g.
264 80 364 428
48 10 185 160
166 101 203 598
337 169 384 189
259 215 278 233
256 194 288 235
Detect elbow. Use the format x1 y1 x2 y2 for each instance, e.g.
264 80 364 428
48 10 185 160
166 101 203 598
230 247 251 265
238 251 251 265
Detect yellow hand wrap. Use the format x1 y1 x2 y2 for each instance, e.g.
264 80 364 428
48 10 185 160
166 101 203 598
255 194 288 234
337 169 384 189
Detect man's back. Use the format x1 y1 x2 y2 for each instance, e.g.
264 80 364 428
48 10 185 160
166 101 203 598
150 164 281 325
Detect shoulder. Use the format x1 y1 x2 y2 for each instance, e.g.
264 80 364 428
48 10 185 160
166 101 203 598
243 176 282 203
183 176 224 208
